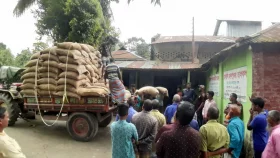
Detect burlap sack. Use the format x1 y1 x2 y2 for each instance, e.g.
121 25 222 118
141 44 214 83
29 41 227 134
137 86 159 97
95 51 101 58
57 42 82 51
42 61 59 68
58 56 87 65
21 72 36 80
22 66 37 74
85 64 99 75
125 90 131 101
23 79 35 84
77 87 108 97
86 44 95 52
38 90 56 96
30 52 40 60
38 67 59 74
58 72 87 80
58 63 88 75
56 84 77 93
57 78 91 88
21 89 36 96
38 72 57 79
81 50 89 58
80 44 91 54
40 54 59 62
41 47 57 56
56 49 82 59
88 53 98 61
85 65 95 77
37 78 57 85
156 87 169 97
25 59 41 67
20 83 35 90
37 84 57 91
92 77 98 83
55 91 81 99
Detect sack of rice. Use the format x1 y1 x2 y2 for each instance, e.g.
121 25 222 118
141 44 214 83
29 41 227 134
40 54 59 62
156 87 169 97
56 49 82 59
57 78 91 88
42 61 59 68
56 84 77 93
38 72 57 79
38 90 56 96
57 42 82 51
77 87 108 97
38 67 59 74
23 79 36 84
86 44 95 52
37 84 57 91
21 72 36 80
58 72 87 80
125 90 131 101
20 83 35 90
21 89 36 96
30 52 40 60
85 65 95 77
58 63 88 75
25 59 41 67
41 47 57 56
22 66 37 74
55 91 81 99
137 86 159 97
58 56 87 65
80 50 89 58
80 44 91 54
37 78 57 85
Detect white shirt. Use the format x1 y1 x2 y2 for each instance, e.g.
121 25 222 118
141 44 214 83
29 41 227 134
202 99 217 118
0 131 26 158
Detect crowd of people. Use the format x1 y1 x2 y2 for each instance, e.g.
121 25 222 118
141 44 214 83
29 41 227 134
110 84 280 158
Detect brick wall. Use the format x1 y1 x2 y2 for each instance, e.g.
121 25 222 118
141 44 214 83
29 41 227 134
252 50 280 110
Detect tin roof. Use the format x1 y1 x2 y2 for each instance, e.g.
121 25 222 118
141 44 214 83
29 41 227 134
112 50 145 61
152 36 236 44
115 61 201 70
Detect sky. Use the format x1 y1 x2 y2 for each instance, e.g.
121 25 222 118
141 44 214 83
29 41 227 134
0 0 280 55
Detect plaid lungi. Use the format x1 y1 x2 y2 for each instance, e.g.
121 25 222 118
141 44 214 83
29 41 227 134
109 79 125 104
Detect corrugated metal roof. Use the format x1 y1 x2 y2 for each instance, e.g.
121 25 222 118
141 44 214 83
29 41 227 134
152 36 236 44
115 61 201 70
112 50 146 61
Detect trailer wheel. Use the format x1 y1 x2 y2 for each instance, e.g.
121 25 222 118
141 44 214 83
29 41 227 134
66 112 98 142
0 93 20 126
99 113 113 127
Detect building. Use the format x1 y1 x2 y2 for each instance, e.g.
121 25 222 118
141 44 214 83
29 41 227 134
203 23 280 158
112 48 145 61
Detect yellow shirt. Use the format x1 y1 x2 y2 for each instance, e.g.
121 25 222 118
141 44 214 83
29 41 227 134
150 109 166 130
0 132 26 158
199 120 230 158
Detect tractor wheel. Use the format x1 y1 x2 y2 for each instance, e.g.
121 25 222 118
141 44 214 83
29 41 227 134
99 113 113 127
0 93 20 126
66 112 98 142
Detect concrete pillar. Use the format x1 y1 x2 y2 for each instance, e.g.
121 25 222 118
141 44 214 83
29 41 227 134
187 70 191 83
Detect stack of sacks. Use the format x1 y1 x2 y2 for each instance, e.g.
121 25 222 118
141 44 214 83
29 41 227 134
135 86 159 98
20 42 109 99
156 87 169 97
20 48 59 96
124 90 131 102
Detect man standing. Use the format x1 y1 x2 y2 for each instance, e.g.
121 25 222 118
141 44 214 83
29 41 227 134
226 104 245 158
200 106 230 158
156 101 201 158
0 106 26 158
196 85 207 127
247 97 268 158
224 93 243 126
202 91 217 124
150 99 166 158
132 99 158 158
116 97 137 123
182 82 196 103
164 94 181 124
262 110 280 158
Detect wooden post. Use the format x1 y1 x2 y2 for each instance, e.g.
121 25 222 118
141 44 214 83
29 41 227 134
187 70 191 83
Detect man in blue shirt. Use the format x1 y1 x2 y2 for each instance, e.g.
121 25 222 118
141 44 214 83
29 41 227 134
247 97 268 158
111 104 138 158
226 104 245 158
164 94 180 124
116 97 137 123
182 82 196 103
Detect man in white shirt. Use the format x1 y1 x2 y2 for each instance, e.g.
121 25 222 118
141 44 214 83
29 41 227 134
0 106 26 158
202 91 217 124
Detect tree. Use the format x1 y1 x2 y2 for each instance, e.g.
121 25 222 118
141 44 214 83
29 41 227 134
0 45 14 67
136 43 150 59
32 41 49 52
124 37 150 59
14 49 33 68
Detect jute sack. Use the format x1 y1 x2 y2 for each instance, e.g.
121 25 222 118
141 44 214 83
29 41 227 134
37 78 57 85
56 84 77 93
30 52 40 60
40 54 59 62
38 72 57 79
88 53 98 61
21 72 36 80
137 86 159 97
38 67 59 74
95 51 101 58
23 79 35 84
93 83 107 88
77 87 108 97
21 89 36 96
22 66 37 74
80 44 91 54
91 78 98 83
55 91 81 99
38 90 56 96
86 44 95 52
58 72 87 80
85 65 95 77
41 47 57 56
25 59 42 67
58 63 88 75
85 64 99 75
125 90 131 101
57 78 91 88
58 56 87 65
57 42 82 51
81 50 89 58
20 83 35 90
156 87 169 97
37 84 57 91
56 49 82 59
42 61 59 68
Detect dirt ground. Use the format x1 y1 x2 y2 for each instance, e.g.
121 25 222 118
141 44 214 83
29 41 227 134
5 119 112 158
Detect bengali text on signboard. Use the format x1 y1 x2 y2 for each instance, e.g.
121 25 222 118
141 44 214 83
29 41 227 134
209 74 220 96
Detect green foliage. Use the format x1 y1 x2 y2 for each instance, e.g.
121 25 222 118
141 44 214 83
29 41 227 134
0 49 14 67
14 49 33 68
136 43 150 59
124 37 150 59
32 41 49 52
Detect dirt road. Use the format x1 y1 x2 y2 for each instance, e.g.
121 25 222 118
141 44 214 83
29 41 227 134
5 119 112 158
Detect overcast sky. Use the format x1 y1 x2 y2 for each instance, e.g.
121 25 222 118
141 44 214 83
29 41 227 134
0 0 279 55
